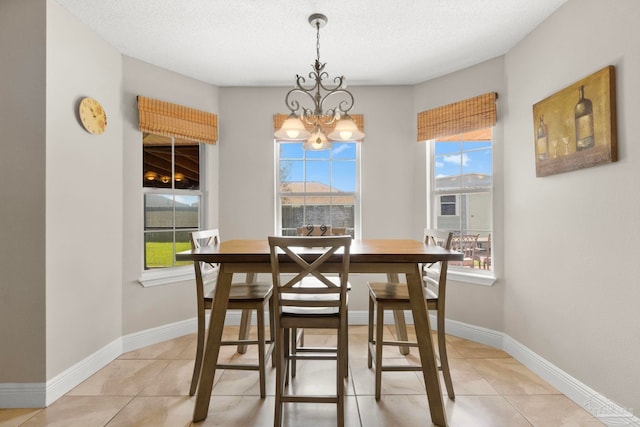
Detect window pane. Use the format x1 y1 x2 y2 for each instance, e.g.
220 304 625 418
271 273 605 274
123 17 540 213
174 144 200 190
435 142 461 155
143 144 172 189
304 196 331 225
280 160 303 192
280 142 304 159
281 200 304 231
330 201 355 228
332 160 356 192
332 142 356 159
305 161 331 189
144 231 175 268
145 194 174 229
175 230 194 267
305 148 330 160
462 149 492 188
175 195 199 228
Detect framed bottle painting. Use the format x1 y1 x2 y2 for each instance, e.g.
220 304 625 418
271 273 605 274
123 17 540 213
532 65 617 177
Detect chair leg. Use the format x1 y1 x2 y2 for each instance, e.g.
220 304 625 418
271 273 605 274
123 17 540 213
437 308 455 400
189 307 206 396
274 327 285 427
238 309 253 354
284 328 291 386
269 296 276 367
367 294 374 369
343 306 349 378
291 327 297 378
337 320 345 427
375 300 384 401
257 304 267 398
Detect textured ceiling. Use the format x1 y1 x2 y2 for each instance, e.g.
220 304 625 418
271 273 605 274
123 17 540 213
54 0 568 87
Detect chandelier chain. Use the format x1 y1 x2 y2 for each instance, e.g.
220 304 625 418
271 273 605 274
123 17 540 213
316 20 321 64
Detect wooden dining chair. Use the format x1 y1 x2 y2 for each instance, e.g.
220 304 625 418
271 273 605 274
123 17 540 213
292 225 351 378
481 233 492 269
367 229 456 400
268 235 351 427
189 229 275 397
450 233 480 268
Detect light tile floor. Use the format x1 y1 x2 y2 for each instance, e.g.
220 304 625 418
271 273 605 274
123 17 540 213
0 326 604 427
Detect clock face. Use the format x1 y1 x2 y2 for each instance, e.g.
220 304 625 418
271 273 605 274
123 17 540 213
79 97 107 135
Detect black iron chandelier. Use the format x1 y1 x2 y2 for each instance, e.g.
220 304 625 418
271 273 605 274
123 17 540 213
274 13 364 150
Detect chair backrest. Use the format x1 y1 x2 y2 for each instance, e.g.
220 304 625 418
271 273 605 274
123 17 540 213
296 224 349 237
190 229 221 303
450 233 479 259
268 236 351 316
296 224 333 236
423 229 454 298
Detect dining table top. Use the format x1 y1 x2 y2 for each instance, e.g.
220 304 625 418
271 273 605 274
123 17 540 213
176 238 463 264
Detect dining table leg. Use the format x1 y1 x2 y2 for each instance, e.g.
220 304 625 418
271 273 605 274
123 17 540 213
406 265 448 427
192 264 233 422
236 272 257 354
387 273 410 355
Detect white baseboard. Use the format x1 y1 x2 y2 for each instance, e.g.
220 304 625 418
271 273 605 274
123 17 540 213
2 310 638 427
0 338 122 408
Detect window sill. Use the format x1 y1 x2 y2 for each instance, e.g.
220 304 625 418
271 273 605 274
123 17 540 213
447 268 496 286
138 266 195 287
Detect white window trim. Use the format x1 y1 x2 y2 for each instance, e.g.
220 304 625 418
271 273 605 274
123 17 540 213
138 265 194 287
426 138 496 287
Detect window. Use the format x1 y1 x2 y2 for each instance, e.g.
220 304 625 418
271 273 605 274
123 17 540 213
276 142 359 237
440 195 457 216
428 128 493 272
143 133 202 269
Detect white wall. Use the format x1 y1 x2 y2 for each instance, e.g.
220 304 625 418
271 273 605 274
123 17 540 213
121 57 220 335
504 0 640 412
45 0 123 377
413 57 506 332
0 0 47 383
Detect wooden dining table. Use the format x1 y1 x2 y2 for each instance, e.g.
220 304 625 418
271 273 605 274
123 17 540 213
176 238 462 426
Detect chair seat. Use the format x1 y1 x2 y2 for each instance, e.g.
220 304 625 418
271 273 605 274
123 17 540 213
368 282 437 303
204 283 272 304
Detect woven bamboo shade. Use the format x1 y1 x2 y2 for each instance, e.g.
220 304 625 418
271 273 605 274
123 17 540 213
273 114 365 140
417 92 497 142
137 96 218 144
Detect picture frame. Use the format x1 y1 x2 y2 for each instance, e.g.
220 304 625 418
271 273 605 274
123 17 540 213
532 65 617 177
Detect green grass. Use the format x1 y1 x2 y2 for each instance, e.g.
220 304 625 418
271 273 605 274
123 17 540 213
146 242 192 268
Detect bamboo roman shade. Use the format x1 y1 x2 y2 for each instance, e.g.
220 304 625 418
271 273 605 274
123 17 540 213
137 96 218 144
273 113 365 140
417 92 497 142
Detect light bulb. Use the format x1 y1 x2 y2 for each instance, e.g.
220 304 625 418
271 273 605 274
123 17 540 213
339 130 353 140
286 129 300 139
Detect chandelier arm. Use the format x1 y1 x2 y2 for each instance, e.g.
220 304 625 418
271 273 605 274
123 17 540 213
317 86 355 115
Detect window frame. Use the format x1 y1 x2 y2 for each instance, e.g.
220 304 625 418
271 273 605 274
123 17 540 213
426 130 496 286
139 136 206 287
275 141 361 238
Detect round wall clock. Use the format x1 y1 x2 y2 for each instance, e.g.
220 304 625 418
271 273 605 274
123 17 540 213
78 97 107 135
